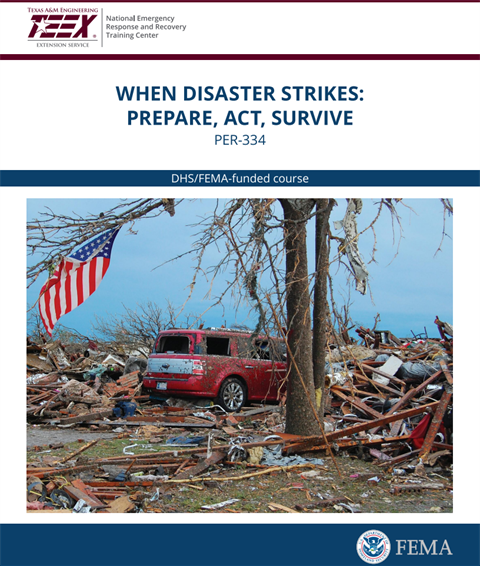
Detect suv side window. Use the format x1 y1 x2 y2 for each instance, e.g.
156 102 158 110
237 337 255 359
237 337 278 360
254 340 271 360
206 336 230 356
268 339 286 362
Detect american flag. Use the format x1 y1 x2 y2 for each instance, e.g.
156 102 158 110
39 227 120 336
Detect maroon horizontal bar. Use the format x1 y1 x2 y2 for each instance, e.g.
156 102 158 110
1 54 479 60
1 0 478 2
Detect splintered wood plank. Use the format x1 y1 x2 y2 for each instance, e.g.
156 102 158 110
63 486 108 509
359 363 405 387
369 371 442 434
86 420 215 428
419 390 452 459
55 410 113 425
106 496 135 513
268 503 299 513
439 360 453 385
173 451 225 480
71 479 106 507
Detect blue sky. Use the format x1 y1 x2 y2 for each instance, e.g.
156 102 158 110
27 198 453 340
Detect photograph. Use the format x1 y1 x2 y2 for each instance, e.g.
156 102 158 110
26 197 453 515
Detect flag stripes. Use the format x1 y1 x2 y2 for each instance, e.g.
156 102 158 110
38 228 119 336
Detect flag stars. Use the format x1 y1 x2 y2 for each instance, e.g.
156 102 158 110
66 229 119 262
39 228 119 338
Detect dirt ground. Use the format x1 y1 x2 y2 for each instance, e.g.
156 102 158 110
27 425 117 449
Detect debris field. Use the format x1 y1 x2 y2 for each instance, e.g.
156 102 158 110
26 325 453 513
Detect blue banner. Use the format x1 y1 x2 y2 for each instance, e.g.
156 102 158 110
0 524 479 566
1 170 479 186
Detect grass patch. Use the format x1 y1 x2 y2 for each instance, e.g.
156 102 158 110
27 434 453 514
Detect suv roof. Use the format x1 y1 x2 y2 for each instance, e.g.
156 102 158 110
157 327 282 339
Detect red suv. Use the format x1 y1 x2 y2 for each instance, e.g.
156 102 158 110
142 328 287 411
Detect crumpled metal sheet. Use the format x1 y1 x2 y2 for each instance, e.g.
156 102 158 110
334 199 369 295
261 445 324 467
444 322 453 336
228 436 254 461
201 498 239 510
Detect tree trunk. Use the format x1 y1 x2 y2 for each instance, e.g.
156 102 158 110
312 199 335 421
280 199 320 436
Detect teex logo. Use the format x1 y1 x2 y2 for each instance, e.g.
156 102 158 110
396 540 452 556
28 14 97 39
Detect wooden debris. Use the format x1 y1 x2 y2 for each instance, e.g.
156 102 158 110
283 402 440 455
25 329 453 514
173 451 225 480
55 439 99 464
106 496 135 513
295 496 348 511
165 463 316 484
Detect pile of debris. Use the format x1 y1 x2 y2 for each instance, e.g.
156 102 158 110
295 324 455 498
26 324 453 513
320 325 453 466
26 404 324 513
27 338 147 424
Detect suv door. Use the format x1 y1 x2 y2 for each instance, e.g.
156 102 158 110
250 338 286 401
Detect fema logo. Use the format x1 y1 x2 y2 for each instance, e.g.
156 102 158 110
356 530 391 564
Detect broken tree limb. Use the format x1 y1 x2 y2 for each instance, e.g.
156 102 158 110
164 463 316 484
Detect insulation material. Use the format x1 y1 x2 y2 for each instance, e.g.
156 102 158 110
334 199 369 295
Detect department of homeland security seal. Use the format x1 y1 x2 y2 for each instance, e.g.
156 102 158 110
356 530 391 563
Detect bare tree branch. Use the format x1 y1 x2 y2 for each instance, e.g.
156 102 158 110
27 198 180 287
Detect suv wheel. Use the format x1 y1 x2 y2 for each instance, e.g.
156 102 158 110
217 377 246 412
